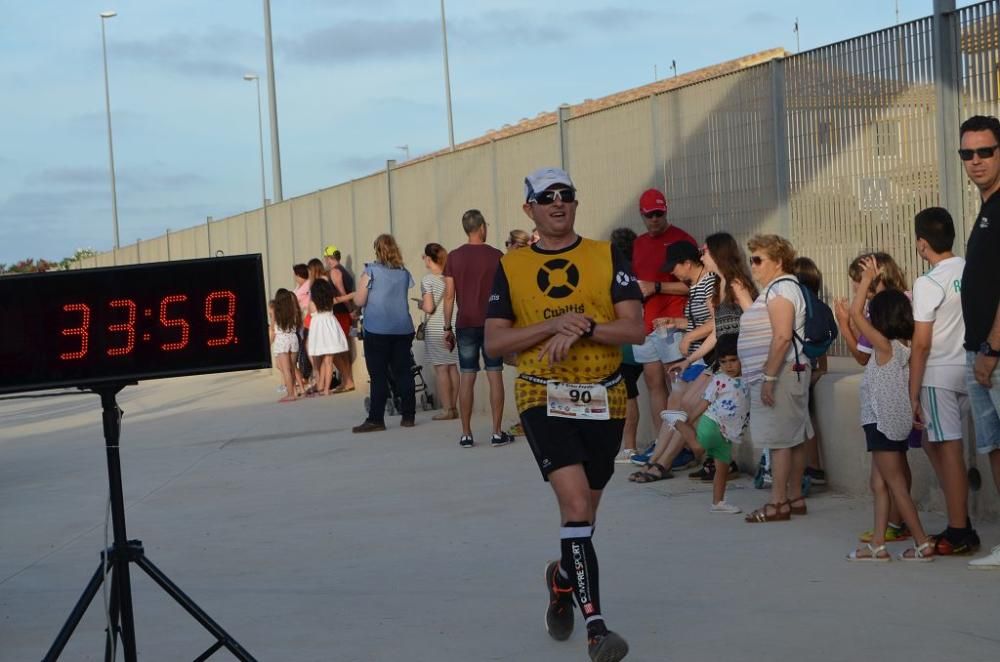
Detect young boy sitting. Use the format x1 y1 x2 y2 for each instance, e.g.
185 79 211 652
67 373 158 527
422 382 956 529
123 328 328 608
630 336 749 513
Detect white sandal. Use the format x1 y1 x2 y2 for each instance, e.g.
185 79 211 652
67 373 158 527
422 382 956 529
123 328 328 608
898 540 935 562
847 543 891 562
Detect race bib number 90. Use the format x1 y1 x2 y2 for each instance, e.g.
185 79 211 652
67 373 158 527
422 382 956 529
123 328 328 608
546 382 610 420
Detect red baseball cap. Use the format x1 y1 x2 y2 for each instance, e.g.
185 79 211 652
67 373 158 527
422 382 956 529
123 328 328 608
639 189 667 214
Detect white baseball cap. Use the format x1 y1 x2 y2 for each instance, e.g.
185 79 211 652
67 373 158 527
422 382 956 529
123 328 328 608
524 167 575 202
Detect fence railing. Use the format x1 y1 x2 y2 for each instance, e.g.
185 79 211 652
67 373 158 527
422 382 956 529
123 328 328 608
75 2 1000 358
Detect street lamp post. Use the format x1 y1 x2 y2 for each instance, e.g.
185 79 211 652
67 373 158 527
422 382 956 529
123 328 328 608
243 75 268 224
100 11 120 252
439 0 455 151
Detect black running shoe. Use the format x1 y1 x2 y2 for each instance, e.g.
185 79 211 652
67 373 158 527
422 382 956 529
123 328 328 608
544 561 575 641
491 431 514 447
689 457 715 480
805 466 827 485
933 527 981 556
588 629 629 662
459 434 474 448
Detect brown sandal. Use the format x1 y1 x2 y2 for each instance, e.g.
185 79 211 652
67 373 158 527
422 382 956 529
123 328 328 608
744 501 791 523
788 496 807 516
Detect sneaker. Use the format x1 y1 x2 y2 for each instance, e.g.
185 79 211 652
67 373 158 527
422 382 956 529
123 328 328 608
276 384 287 394
587 629 629 662
710 501 742 514
659 409 688 428
671 447 697 471
400 417 415 428
630 445 656 466
491 431 514 447
805 466 827 485
933 527 981 556
544 561 575 641
689 458 715 480
614 448 637 464
859 522 911 544
968 544 1000 570
459 434 474 448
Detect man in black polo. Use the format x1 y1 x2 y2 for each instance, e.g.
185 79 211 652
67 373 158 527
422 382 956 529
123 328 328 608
959 115 1000 569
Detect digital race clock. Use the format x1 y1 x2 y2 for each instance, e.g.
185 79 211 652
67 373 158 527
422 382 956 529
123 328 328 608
0 255 271 394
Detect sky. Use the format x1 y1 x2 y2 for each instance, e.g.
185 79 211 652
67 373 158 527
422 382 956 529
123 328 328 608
0 0 976 265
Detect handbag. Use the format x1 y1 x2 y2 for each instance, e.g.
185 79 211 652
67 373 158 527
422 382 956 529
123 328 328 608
415 278 443 341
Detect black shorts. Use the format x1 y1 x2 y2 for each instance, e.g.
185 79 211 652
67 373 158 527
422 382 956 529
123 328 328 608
863 423 910 453
621 363 643 400
520 406 625 490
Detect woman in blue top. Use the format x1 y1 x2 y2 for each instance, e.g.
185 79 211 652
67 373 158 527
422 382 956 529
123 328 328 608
352 233 417 433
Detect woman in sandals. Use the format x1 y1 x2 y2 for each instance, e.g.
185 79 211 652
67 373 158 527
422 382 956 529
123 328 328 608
847 257 935 562
420 243 459 420
738 235 811 522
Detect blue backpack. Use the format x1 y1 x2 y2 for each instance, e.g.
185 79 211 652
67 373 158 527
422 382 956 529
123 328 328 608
765 277 838 360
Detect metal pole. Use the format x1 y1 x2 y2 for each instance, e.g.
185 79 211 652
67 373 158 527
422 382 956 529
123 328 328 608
557 104 571 171
770 59 792 238
440 0 455 150
252 77 269 227
262 0 283 201
933 0 964 242
386 159 397 235
100 13 120 253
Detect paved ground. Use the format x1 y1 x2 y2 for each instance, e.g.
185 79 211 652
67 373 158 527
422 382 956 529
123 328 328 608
1 371 999 662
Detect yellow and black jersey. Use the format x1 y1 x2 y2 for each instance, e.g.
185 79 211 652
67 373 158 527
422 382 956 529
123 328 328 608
486 236 642 416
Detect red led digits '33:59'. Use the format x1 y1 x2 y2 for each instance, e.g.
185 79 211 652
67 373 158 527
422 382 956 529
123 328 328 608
58 290 238 360
0 256 271 395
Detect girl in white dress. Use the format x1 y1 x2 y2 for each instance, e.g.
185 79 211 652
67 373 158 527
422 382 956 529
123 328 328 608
308 278 349 396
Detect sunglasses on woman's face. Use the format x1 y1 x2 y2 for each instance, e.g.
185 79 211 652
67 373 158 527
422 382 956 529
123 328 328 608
958 145 1000 161
750 255 765 265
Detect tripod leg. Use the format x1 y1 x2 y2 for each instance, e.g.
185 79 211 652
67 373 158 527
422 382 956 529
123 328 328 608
42 561 107 662
134 555 257 662
104 561 122 662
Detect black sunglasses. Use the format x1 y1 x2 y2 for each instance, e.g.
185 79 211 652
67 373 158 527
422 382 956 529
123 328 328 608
643 210 665 219
749 256 764 265
958 145 1000 161
531 188 576 205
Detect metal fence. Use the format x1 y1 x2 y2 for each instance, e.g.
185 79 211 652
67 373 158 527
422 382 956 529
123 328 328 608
75 2 1000 357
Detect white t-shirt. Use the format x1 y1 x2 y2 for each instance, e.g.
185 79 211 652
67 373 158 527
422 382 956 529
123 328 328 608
912 256 966 392
763 277 807 365
703 373 750 443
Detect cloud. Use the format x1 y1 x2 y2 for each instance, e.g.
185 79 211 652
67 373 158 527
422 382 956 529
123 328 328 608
334 154 396 174
112 27 256 79
28 166 208 193
282 18 439 63
743 11 781 26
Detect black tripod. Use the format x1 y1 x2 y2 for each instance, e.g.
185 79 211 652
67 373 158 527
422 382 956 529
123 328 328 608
43 384 257 661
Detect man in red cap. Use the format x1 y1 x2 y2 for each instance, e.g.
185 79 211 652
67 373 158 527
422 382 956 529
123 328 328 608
630 188 695 432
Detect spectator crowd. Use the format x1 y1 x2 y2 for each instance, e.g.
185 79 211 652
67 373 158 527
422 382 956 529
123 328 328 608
267 115 1000 572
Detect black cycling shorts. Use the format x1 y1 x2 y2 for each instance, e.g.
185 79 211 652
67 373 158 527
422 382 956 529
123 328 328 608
520 406 625 490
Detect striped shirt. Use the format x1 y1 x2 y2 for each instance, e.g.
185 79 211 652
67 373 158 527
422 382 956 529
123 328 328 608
683 271 716 354
737 276 806 384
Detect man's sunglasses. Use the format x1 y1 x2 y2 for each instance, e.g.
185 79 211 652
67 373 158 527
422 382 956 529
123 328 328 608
643 210 666 219
530 188 576 205
958 145 1000 161
749 256 764 265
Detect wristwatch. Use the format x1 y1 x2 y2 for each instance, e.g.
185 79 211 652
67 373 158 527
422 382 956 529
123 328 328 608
443 326 453 332
979 341 1000 358
654 281 662 294
762 374 779 382
581 318 597 339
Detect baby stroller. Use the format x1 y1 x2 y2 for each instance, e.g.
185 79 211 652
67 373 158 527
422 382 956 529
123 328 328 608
364 351 435 416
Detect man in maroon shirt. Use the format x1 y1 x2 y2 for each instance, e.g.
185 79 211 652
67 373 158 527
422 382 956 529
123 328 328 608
443 209 513 449
631 189 693 430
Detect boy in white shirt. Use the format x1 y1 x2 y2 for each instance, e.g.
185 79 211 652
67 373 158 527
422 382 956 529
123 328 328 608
910 207 980 555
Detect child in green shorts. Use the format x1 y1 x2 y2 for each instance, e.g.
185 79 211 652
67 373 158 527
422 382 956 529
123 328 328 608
662 337 749 513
